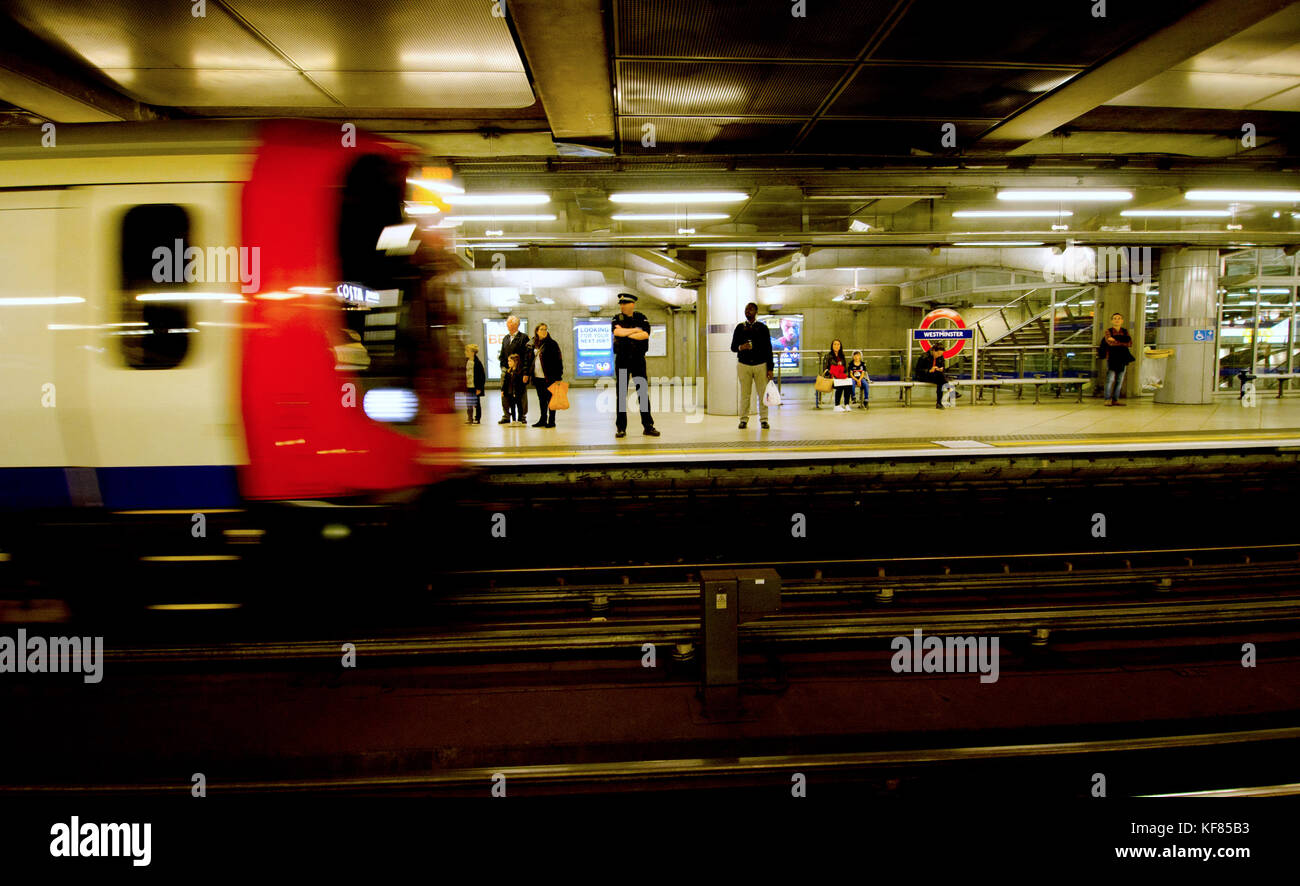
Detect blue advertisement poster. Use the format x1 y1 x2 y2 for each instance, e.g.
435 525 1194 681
761 314 803 374
574 317 615 378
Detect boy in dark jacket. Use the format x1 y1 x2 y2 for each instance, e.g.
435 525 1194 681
465 343 485 424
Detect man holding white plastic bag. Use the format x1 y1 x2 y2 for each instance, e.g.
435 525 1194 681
731 301 774 430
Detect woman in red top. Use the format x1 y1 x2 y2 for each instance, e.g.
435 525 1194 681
823 339 852 411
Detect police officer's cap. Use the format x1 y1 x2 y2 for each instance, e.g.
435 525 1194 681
617 293 638 304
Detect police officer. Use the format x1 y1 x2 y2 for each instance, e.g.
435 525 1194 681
611 293 660 438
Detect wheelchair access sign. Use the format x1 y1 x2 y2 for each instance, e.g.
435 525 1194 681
1193 329 1215 342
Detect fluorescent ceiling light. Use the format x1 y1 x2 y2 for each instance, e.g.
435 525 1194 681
996 189 1131 202
698 242 794 248
1120 209 1232 217
611 213 729 221
445 215 557 223
404 202 440 216
955 241 1045 247
406 178 464 195
539 297 555 305
443 193 549 206
678 228 695 234
609 191 748 204
806 194 942 200
1185 190 1300 202
136 292 238 302
952 210 1073 218
471 243 521 249
1252 287 1291 294
0 295 85 306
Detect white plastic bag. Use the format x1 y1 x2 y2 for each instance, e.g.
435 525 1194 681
763 380 782 407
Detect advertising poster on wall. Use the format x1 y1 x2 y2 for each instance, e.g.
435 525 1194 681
483 317 528 381
648 324 667 358
761 314 803 374
573 317 615 378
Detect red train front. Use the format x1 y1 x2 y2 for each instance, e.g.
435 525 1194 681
239 120 462 502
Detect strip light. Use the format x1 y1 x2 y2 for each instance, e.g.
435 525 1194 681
997 189 1132 202
611 213 730 221
1121 209 1232 217
952 210 1074 218
406 178 464 195
1185 190 1300 202
609 192 748 204
443 193 549 206
444 215 557 223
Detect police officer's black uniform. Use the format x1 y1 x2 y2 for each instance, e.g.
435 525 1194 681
612 295 658 436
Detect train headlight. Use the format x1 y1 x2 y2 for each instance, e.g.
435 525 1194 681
363 388 419 423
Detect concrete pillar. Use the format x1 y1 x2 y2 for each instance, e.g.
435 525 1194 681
1095 282 1139 398
1155 248 1218 404
702 249 757 415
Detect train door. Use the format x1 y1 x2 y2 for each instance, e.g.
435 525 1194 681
0 189 80 506
81 182 247 509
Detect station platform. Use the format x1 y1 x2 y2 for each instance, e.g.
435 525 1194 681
462 386 1300 466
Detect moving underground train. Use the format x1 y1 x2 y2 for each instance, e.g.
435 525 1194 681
0 120 464 592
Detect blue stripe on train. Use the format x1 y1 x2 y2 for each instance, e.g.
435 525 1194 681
1 466 241 510
0 468 73 509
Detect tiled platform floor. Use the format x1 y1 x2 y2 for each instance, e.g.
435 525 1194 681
461 384 1300 465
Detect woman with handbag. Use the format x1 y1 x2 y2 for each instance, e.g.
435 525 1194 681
823 339 853 411
531 323 565 428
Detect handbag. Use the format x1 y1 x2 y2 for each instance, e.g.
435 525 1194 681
814 376 834 393
547 380 570 410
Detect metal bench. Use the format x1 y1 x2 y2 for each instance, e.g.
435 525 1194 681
1268 372 1300 397
815 380 911 408
982 377 1087 404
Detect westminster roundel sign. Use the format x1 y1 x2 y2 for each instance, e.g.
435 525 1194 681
916 308 970 359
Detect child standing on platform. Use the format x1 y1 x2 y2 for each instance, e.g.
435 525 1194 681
501 352 527 424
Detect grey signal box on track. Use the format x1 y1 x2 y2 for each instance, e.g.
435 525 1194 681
699 568 781 719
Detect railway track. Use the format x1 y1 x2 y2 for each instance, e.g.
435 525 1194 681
6 725 1299 796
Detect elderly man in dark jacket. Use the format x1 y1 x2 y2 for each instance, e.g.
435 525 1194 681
497 315 531 425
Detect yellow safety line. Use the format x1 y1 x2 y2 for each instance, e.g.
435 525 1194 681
145 602 243 611
115 509 244 515
139 555 241 562
466 431 1300 460
467 442 941 459
992 431 1300 448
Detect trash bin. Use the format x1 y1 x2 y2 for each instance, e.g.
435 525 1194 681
1141 347 1174 391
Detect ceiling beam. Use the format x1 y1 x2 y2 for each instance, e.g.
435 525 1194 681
976 0 1296 150
507 0 615 144
0 18 159 122
627 248 702 280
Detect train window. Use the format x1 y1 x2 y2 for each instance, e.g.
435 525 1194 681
119 204 192 369
334 155 432 425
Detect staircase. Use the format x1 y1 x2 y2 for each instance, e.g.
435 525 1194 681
975 286 1095 376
